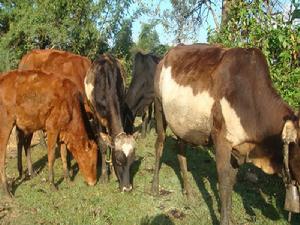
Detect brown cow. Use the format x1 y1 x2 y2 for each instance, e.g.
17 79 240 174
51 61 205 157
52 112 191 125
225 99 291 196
17 49 92 178
0 70 97 197
85 54 136 192
151 44 300 225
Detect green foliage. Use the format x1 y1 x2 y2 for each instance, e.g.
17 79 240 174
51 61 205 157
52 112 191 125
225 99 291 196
0 0 133 71
137 23 160 53
208 0 300 108
112 19 133 60
152 44 171 58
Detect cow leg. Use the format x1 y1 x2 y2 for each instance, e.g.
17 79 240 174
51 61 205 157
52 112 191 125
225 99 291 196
151 97 167 195
24 133 34 177
99 140 109 183
60 143 70 182
67 150 72 177
38 130 47 149
212 132 237 225
141 104 153 138
0 121 14 198
177 139 192 199
141 108 148 138
47 131 59 190
146 103 153 133
16 127 25 179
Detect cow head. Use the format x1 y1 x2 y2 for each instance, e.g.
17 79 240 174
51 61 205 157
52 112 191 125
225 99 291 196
74 140 98 186
112 133 136 192
281 116 300 213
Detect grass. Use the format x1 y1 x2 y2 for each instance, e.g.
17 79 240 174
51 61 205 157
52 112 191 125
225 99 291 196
1 123 300 225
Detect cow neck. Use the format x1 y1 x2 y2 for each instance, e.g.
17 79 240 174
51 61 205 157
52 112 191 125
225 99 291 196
103 96 123 139
105 79 125 139
260 94 294 137
108 109 124 139
60 104 87 152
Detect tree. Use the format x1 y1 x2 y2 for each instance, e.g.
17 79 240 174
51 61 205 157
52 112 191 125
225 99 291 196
136 23 160 52
112 19 133 60
157 0 220 43
0 0 133 71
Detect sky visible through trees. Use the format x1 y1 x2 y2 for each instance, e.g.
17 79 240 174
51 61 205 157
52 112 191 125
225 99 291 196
131 0 296 45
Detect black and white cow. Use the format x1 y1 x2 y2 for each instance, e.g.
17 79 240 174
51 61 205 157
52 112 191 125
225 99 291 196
84 54 135 192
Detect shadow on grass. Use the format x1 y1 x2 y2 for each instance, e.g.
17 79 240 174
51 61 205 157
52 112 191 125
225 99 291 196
235 165 300 224
159 135 299 224
11 149 49 195
131 156 143 186
140 214 174 225
11 145 74 193
161 136 219 225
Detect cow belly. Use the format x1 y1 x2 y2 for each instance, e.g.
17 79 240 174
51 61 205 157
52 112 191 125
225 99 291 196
160 66 214 146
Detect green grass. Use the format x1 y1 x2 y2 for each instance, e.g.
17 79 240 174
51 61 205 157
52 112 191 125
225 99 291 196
1 125 300 225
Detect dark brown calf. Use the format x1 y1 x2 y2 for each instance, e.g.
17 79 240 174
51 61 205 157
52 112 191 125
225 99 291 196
0 70 97 197
152 44 300 225
124 52 160 137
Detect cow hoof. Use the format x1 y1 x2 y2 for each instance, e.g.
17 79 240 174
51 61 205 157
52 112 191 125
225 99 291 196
99 175 109 184
184 191 192 201
50 184 58 191
28 171 37 178
17 174 24 180
0 190 13 200
151 184 159 196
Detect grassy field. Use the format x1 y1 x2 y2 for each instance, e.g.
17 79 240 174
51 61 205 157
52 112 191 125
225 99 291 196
1 123 300 225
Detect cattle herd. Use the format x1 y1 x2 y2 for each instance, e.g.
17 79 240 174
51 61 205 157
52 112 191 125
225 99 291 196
0 44 299 225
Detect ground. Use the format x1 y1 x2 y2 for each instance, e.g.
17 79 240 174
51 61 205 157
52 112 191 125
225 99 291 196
1 122 299 225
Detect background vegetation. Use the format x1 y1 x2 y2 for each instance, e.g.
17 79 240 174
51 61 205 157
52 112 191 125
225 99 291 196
0 0 298 107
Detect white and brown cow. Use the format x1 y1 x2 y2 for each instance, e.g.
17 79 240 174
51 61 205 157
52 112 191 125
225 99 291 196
151 44 300 225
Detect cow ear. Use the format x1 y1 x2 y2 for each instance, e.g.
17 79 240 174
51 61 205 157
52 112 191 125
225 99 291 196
282 120 297 144
100 132 113 147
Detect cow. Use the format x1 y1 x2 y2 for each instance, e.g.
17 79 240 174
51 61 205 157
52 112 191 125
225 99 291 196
0 70 98 198
151 44 300 225
17 49 92 178
124 52 160 138
84 54 136 192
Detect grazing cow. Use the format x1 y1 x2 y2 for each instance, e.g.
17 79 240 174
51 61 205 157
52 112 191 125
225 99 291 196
84 54 135 192
151 44 300 225
0 70 97 197
17 49 92 178
124 52 160 138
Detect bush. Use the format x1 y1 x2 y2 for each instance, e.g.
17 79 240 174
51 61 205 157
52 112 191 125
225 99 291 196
208 0 300 108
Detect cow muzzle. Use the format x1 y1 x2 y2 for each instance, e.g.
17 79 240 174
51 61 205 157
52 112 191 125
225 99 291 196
122 184 133 192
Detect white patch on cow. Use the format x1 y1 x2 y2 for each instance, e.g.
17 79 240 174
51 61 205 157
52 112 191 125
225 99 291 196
159 66 214 145
122 143 133 157
220 98 249 146
84 76 93 102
